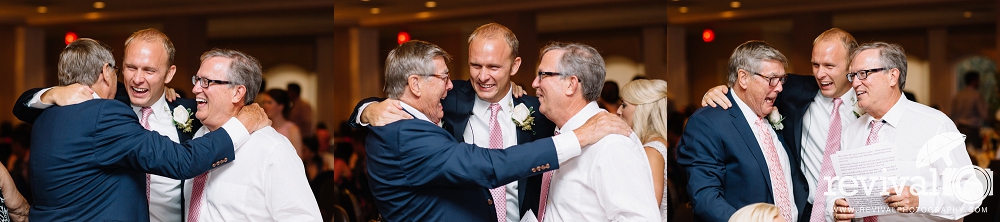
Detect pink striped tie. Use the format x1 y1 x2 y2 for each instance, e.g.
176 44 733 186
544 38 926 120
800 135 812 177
537 130 559 221
811 98 842 222
862 120 885 222
140 107 153 203
487 103 507 222
755 118 793 222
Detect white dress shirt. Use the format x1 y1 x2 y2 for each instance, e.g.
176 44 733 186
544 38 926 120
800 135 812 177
184 125 322 221
29 89 184 222
542 102 660 222
732 89 798 219
801 89 859 204
825 94 981 221
462 90 522 222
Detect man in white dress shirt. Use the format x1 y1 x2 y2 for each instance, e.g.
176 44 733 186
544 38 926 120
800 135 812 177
830 42 982 221
531 41 659 221
183 48 321 221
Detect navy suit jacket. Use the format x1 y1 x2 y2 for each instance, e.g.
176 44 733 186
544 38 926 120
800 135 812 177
349 80 556 218
365 110 557 221
28 99 235 222
677 91 809 222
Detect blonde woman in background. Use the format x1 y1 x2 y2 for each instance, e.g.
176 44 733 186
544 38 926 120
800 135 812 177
617 79 671 221
729 203 785 222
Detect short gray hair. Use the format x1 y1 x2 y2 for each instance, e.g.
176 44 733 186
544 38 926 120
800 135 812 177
384 40 452 99
58 38 115 86
200 48 262 105
539 42 605 101
850 42 907 90
727 40 788 87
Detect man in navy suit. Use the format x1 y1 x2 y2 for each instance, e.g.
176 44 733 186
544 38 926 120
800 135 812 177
25 38 269 221
13 28 207 222
678 40 809 222
700 28 862 221
363 40 628 221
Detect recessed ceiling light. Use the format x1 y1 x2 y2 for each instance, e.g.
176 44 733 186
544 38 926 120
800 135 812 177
370 8 380 14
425 1 437 8
730 1 740 8
361 0 369 1
93 2 105 9
679 7 688 13
964 11 972 18
36 6 48 13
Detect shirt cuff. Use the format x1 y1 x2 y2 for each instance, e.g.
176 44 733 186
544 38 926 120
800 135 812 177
221 117 251 151
28 87 54 109
355 101 374 127
552 130 582 164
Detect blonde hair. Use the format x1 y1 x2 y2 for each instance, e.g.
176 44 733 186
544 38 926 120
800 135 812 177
729 203 781 222
620 79 668 143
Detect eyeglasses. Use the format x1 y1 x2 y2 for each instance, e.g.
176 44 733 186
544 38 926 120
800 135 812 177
846 68 888 82
103 63 119 75
752 72 787 87
421 73 450 83
537 71 582 82
192 76 234 88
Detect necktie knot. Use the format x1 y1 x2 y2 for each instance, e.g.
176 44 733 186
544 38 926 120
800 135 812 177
832 98 843 109
140 107 153 130
489 103 501 117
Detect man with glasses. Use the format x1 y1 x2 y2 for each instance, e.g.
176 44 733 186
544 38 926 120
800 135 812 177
364 40 631 221
182 48 320 221
678 40 809 222
26 39 270 221
829 42 980 222
13 28 213 222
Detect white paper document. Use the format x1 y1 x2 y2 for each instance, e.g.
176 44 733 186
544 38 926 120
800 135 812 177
830 143 916 218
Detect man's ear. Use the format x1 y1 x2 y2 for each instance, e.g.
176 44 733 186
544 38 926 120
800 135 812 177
737 69 750 90
509 57 522 77
231 85 246 104
408 75 422 97
887 68 900 88
164 65 177 84
563 76 579 96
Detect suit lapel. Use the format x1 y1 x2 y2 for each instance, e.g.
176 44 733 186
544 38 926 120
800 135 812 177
446 80 476 141
727 92 775 192
167 101 193 143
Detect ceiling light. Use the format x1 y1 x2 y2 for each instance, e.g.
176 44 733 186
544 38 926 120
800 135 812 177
425 1 437 8
416 11 431 19
361 0 370 1
679 7 688 13
730 1 740 8
721 11 734 18
370 8 380 14
36 6 47 13
93 2 105 9
964 11 972 18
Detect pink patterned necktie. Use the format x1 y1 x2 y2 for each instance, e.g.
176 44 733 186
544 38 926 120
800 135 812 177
755 118 793 222
188 171 209 221
863 120 885 222
537 130 559 221
811 98 843 222
140 107 153 203
487 103 507 222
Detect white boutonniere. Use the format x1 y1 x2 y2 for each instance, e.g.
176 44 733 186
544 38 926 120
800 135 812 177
851 97 866 118
768 107 784 130
168 105 194 133
511 103 536 132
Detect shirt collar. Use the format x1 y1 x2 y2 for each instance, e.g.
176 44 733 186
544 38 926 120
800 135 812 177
473 86 514 116
133 93 169 119
730 88 764 122
399 101 434 124
555 102 604 134
877 93 907 128
91 92 101 99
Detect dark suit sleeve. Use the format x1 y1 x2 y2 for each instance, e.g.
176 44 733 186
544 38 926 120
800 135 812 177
395 121 557 188
12 88 46 124
347 97 388 129
91 101 235 180
677 113 738 221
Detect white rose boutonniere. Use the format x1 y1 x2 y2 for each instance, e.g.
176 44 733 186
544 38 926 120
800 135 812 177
169 105 194 133
768 107 784 130
511 103 536 132
851 97 866 118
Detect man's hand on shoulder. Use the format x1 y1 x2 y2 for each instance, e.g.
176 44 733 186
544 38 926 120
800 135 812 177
700 85 731 109
164 87 180 102
237 103 272 133
41 83 95 106
573 112 632 147
361 99 412 126
511 81 528 98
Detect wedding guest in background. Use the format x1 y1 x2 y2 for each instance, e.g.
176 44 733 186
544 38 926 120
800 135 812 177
617 78 671 221
258 88 306 159
598 81 621 114
288 83 316 140
730 203 785 222
951 71 989 149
